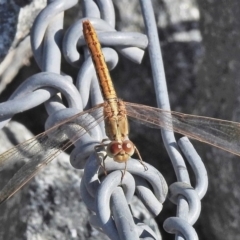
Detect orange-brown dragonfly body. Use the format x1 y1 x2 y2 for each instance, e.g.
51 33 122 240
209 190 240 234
82 20 138 164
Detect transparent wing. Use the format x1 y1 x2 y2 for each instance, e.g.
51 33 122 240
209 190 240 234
0 104 104 204
125 102 240 156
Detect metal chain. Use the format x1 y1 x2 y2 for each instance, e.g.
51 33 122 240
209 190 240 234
0 0 208 239
140 1 208 240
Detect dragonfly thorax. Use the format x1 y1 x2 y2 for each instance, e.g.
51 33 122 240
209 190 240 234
104 99 129 142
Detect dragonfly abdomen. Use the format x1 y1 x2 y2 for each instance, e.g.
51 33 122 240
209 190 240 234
82 20 117 100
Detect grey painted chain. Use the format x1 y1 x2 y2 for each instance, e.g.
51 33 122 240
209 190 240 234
0 0 208 239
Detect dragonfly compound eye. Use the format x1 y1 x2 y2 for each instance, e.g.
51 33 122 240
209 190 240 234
122 140 135 156
107 141 122 157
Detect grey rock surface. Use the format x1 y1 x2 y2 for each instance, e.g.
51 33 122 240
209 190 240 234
0 0 47 93
0 122 109 240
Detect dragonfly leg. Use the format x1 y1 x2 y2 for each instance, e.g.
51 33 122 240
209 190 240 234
120 162 127 182
101 138 110 143
101 154 108 176
94 143 109 175
134 146 148 171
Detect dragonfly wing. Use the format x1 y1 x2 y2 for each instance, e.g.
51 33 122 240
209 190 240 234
0 104 104 204
125 102 240 157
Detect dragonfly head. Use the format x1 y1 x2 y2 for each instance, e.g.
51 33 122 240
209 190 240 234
107 140 135 163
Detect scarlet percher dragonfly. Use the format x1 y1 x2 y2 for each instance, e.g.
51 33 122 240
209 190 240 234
0 20 240 204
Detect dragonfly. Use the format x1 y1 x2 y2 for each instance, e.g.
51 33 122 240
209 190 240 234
82 20 147 171
1 20 240 204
